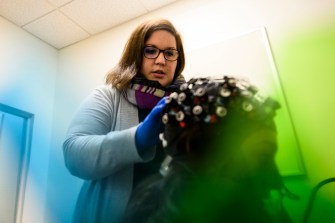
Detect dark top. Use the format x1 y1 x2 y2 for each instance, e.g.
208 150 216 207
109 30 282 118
132 108 165 189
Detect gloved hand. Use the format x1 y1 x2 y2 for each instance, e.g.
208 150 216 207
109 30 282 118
135 97 167 154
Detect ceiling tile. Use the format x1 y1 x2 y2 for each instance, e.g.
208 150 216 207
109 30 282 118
139 0 178 11
23 10 90 49
47 0 73 7
0 0 181 49
59 0 148 34
0 0 55 26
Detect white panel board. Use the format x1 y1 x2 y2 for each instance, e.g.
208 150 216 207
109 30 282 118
183 27 305 176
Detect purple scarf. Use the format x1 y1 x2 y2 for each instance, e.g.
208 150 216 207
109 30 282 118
132 84 169 109
130 78 183 109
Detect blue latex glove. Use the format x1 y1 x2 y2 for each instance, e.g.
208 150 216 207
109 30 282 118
135 97 166 154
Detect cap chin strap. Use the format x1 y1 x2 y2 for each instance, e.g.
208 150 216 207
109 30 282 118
159 155 173 176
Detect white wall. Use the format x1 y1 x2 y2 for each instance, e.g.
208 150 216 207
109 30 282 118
51 0 335 222
0 17 58 223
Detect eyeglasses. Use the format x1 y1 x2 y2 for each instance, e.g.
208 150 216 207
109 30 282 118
143 46 179 61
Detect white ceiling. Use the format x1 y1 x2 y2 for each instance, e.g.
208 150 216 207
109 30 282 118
0 0 179 49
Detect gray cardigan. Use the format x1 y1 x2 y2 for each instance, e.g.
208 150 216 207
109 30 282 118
63 85 156 223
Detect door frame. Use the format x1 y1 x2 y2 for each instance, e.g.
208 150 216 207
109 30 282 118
0 103 34 223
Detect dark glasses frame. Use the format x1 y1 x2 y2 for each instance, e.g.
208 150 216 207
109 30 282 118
143 46 179 61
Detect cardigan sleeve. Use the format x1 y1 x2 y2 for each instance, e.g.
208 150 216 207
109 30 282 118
63 85 154 180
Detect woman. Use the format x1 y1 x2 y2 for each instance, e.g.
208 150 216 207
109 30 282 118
63 19 185 223
123 76 293 223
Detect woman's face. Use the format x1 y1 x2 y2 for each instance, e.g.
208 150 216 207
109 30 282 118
140 30 178 87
